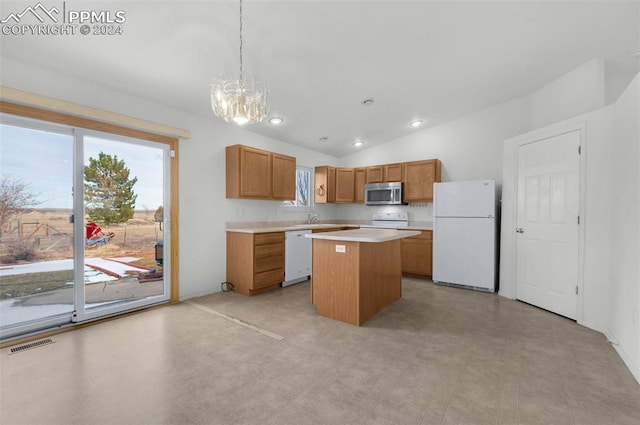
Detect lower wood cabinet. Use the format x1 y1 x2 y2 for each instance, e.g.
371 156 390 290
401 230 432 277
227 232 284 295
311 227 352 233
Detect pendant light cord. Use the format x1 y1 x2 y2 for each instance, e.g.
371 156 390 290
239 0 243 82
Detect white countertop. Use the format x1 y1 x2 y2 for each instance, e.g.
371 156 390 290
305 228 421 243
226 221 432 233
225 224 359 234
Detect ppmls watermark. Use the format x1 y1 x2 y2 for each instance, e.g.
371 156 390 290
1 2 126 36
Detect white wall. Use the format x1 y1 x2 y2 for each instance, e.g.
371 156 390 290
607 74 640 381
0 57 340 300
179 123 340 298
335 96 532 222
334 59 616 224
531 59 605 129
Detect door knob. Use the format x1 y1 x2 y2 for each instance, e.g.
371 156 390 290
516 227 524 233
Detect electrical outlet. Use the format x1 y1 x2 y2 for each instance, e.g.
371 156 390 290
335 245 346 253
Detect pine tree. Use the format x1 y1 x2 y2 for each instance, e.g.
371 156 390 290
84 152 138 225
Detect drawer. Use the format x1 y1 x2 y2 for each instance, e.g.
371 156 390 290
255 243 284 259
255 255 285 273
407 230 432 240
254 268 284 288
254 232 284 246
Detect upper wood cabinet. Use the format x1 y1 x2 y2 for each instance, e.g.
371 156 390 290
226 144 296 200
367 163 403 183
354 168 366 203
315 166 336 203
335 168 355 203
315 159 440 204
366 166 384 183
384 163 404 182
403 159 441 202
272 153 296 200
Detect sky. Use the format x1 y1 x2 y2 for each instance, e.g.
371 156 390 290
1 123 165 210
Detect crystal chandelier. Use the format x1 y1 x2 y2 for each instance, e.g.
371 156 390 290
210 0 269 125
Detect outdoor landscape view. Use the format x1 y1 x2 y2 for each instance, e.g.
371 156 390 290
1 122 167 331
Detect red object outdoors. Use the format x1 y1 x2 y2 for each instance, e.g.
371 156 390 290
85 222 115 247
85 222 101 239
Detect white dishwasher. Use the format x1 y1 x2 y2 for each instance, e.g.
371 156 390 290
284 229 312 286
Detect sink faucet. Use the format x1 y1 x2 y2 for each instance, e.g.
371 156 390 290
308 214 320 224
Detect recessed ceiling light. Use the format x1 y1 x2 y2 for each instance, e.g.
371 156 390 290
409 119 424 128
319 136 328 142
353 140 364 147
361 98 375 106
268 117 284 125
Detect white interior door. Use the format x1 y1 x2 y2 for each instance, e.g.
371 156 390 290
516 130 580 319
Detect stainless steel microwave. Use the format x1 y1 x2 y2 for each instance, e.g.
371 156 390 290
365 182 404 205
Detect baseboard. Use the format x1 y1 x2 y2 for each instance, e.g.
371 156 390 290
605 328 640 385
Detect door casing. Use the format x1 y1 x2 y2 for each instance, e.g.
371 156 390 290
500 121 587 325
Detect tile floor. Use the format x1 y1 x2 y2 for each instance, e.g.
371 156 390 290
1 278 639 425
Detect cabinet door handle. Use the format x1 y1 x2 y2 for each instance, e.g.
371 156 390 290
516 227 524 234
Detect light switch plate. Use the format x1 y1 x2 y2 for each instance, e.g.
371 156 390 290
335 245 346 253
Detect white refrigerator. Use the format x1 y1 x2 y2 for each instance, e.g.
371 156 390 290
433 179 497 292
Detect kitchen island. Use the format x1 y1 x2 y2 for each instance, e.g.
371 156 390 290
306 228 420 326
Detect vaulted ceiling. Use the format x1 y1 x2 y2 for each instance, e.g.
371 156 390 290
1 1 638 156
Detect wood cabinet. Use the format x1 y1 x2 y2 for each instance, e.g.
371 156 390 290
354 168 366 203
315 158 440 204
226 144 296 200
316 166 364 204
403 159 441 203
314 166 336 203
226 231 285 296
384 163 403 182
335 168 355 203
366 166 384 183
366 163 402 183
401 230 432 277
311 227 352 233
272 153 296 200
311 237 402 326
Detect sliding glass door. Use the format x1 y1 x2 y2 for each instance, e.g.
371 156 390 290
75 133 170 322
0 115 171 339
0 120 75 337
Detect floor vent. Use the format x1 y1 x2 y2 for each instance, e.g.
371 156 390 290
8 338 55 355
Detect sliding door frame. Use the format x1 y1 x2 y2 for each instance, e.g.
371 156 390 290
0 101 180 311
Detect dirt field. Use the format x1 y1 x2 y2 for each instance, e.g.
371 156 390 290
1 209 163 266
